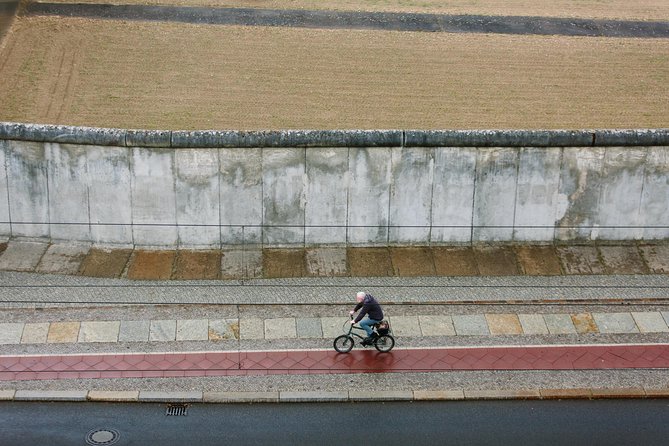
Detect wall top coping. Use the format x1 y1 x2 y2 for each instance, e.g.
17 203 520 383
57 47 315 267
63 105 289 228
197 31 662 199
1 122 668 148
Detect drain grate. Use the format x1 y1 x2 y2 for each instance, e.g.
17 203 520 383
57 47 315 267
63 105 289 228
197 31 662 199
166 403 189 416
85 428 120 445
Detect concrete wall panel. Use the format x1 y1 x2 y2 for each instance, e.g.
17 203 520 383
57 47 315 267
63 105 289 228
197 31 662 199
640 147 669 239
598 147 646 240
131 148 177 246
0 141 9 237
87 146 132 245
46 143 90 241
5 141 49 238
389 147 433 243
473 148 519 241
514 147 561 241
262 148 305 245
219 148 262 246
305 148 348 245
347 147 391 245
556 148 605 241
431 147 476 243
175 149 220 247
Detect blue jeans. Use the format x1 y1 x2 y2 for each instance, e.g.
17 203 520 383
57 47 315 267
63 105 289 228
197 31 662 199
359 318 382 337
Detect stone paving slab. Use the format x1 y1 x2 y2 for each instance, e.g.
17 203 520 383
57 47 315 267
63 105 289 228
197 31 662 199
176 319 209 341
296 317 322 338
518 314 549 335
321 317 344 338
390 247 435 277
78 248 131 278
149 320 176 341
264 318 296 339
263 249 305 278
486 314 523 335
432 247 479 276
599 245 648 274
543 314 577 334
639 245 669 274
127 250 175 280
516 246 563 275
20 322 49 344
0 323 24 344
47 321 80 343
571 313 599 334
239 318 264 339
474 246 520 276
632 312 669 333
347 247 393 277
305 248 348 277
452 314 489 336
36 243 90 275
119 320 150 342
0 241 48 272
220 249 262 279
78 321 120 343
418 315 455 336
557 246 605 275
173 250 220 280
208 319 238 340
592 313 639 334
388 315 419 337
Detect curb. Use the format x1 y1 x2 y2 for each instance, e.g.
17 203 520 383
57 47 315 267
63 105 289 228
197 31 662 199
1 388 668 403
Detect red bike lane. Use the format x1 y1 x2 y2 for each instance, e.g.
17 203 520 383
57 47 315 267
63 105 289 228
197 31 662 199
1 344 669 381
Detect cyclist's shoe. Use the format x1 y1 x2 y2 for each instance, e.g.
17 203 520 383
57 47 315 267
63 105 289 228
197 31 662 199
362 336 375 345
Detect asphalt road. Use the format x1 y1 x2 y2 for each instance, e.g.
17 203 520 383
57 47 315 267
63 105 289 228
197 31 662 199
1 399 668 445
26 2 669 38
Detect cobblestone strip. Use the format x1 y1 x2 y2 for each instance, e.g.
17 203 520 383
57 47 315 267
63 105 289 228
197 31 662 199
2 311 669 345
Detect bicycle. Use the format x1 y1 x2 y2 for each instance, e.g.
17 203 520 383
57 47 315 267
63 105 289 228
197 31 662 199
333 315 395 353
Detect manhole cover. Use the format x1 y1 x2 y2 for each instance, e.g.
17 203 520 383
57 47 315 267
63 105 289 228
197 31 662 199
85 428 120 445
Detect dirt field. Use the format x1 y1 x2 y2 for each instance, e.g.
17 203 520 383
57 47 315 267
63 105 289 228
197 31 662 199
0 15 667 130
41 0 669 21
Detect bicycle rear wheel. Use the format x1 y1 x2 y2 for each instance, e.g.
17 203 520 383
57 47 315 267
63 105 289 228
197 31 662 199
374 335 395 352
334 335 354 353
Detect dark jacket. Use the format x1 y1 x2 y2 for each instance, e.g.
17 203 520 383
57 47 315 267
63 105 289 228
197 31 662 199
353 294 384 323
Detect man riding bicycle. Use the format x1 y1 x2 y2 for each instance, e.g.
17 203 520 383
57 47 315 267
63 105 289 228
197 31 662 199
350 291 384 345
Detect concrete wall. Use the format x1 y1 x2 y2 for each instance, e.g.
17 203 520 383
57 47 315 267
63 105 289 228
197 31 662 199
0 124 668 246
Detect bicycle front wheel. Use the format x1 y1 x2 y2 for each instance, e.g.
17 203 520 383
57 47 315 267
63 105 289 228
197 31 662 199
334 335 354 353
374 335 395 352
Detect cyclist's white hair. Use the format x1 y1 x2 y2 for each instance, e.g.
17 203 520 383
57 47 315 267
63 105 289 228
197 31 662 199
356 291 366 299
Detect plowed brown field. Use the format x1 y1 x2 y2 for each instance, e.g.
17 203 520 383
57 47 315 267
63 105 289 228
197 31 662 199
0 15 667 130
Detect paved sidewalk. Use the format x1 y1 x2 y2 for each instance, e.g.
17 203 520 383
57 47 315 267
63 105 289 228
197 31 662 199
0 248 667 402
2 310 669 345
